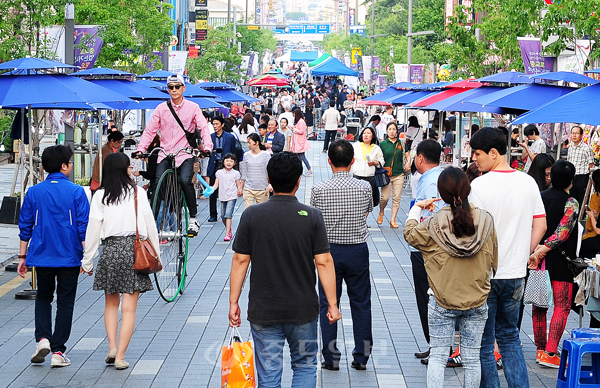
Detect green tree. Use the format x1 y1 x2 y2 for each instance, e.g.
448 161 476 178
237 26 277 56
432 0 544 78
186 27 242 83
541 0 600 65
74 0 172 74
0 1 68 62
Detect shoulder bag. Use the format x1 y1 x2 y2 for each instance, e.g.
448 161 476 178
374 166 391 187
559 248 589 277
133 187 162 275
383 141 403 177
167 100 200 149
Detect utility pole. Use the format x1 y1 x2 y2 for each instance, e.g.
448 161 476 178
370 0 375 49
245 0 249 23
406 0 434 66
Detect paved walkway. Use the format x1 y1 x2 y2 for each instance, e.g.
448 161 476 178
0 142 585 387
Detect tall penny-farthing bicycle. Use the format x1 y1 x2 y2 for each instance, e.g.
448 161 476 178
138 147 204 302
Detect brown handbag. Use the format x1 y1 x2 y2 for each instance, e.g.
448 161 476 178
383 141 401 177
133 187 162 275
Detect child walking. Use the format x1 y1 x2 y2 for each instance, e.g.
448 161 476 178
213 153 243 241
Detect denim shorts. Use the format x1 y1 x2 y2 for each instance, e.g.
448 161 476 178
221 199 237 219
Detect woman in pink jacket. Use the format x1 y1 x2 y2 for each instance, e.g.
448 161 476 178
290 109 313 176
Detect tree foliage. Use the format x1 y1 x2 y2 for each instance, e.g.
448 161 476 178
186 27 242 83
0 1 68 62
432 0 544 78
74 0 172 74
237 26 277 55
541 0 600 63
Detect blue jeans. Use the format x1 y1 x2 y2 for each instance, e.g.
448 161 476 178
295 152 311 171
35 266 80 353
480 278 529 388
428 298 488 388
251 320 318 388
220 199 237 220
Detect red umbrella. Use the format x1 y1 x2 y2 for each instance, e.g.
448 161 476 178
409 79 482 107
247 75 290 87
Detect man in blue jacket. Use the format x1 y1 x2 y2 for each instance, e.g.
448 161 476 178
17 145 90 368
207 116 237 222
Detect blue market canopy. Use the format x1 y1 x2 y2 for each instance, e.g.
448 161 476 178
202 88 258 103
390 91 439 105
137 70 184 80
409 82 449 90
585 68 600 74
72 67 134 77
512 83 600 126
135 79 218 99
135 79 166 89
290 51 319 62
87 79 168 100
527 71 599 85
389 82 415 90
425 86 513 113
362 87 407 105
196 81 235 89
466 84 575 111
309 55 358 77
0 57 78 73
0 74 132 109
475 71 533 85
187 97 226 109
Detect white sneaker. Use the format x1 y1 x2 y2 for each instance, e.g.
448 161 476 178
188 218 200 237
50 352 71 367
31 338 51 363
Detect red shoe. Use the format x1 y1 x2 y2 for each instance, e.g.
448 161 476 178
536 350 544 363
539 351 560 368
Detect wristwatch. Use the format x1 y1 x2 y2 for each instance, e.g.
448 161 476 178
18 254 26 259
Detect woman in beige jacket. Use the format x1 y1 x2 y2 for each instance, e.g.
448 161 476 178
404 167 498 388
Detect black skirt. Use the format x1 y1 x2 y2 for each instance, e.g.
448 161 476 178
354 175 380 207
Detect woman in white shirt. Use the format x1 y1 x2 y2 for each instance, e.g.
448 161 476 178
352 127 385 220
240 133 271 209
233 113 256 152
81 153 159 370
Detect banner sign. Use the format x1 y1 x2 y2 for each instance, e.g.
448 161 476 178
196 9 208 42
247 53 255 76
394 63 409 83
410 64 424 84
74 27 103 70
195 0 207 6
168 51 188 75
349 8 355 26
517 37 553 75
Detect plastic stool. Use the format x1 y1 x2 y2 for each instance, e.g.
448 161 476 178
556 338 600 387
573 328 600 339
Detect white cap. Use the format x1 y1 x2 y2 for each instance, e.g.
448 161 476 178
166 74 185 85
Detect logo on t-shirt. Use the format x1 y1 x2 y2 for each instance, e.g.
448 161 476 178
298 210 308 216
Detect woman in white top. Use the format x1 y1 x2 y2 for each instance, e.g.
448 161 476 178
240 133 271 209
405 115 423 151
279 117 293 152
352 127 385 219
233 113 256 152
81 153 159 370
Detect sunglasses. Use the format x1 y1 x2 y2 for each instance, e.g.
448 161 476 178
167 84 183 90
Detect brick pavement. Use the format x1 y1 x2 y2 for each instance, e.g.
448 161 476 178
0 142 584 387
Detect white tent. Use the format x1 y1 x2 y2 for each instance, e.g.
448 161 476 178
274 51 291 63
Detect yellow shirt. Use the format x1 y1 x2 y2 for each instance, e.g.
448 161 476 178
584 192 600 240
360 143 374 161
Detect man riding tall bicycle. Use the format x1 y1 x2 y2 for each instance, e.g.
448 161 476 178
135 74 213 237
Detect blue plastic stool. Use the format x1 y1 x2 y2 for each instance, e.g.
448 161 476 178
573 328 600 339
556 338 600 387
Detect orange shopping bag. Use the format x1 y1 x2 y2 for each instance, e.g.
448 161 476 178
221 327 255 388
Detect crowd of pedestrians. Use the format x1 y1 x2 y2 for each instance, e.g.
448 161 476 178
13 70 600 388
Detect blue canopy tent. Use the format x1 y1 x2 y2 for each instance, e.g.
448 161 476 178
389 91 438 105
466 84 575 112
361 87 407 105
290 51 319 62
512 83 600 125
196 81 235 89
87 79 168 100
527 71 599 85
388 82 415 90
475 71 533 85
310 56 358 77
199 88 258 103
0 58 78 74
72 67 134 77
137 70 182 80
425 87 514 113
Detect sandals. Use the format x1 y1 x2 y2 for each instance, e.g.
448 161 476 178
376 213 384 225
390 220 399 229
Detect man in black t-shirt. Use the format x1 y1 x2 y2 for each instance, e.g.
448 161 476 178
229 152 341 386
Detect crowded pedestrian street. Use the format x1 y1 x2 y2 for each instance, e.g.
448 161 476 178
0 142 582 388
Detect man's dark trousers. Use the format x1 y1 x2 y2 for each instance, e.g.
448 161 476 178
410 251 430 343
323 130 337 152
209 172 219 218
35 266 80 353
318 243 372 365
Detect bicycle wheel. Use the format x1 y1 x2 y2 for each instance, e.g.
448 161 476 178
152 169 189 302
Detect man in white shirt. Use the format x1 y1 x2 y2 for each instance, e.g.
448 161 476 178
381 106 396 128
520 124 547 173
280 89 293 108
278 104 294 129
321 101 341 153
469 127 546 388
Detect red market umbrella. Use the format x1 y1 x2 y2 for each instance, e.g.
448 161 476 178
247 75 291 87
408 79 482 108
